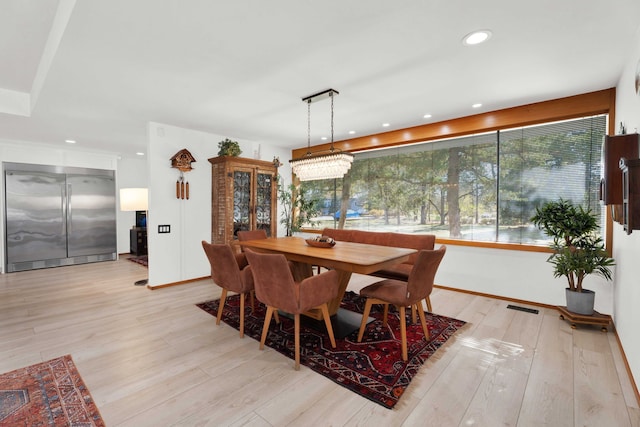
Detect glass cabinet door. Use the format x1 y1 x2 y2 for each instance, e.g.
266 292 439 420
255 172 274 235
232 170 251 236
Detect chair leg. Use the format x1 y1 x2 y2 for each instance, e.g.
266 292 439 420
249 290 255 312
425 296 432 312
239 292 245 338
399 306 408 361
217 288 228 325
411 305 417 324
416 303 430 340
382 303 389 327
357 299 374 342
260 306 274 350
273 310 280 324
321 303 336 348
294 313 301 370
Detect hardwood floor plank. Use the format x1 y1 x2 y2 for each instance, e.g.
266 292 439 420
228 412 273 427
459 303 543 426
0 260 636 426
574 346 632 426
607 333 640 412
517 310 574 426
98 367 212 425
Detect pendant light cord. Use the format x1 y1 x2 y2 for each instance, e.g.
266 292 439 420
330 91 335 152
307 99 312 155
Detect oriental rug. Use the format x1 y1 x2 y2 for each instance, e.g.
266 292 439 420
0 355 105 426
197 291 466 409
127 255 148 267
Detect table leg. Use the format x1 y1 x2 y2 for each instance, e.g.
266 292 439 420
327 270 352 315
285 263 373 339
290 261 313 282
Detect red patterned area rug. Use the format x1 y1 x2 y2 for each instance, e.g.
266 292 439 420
127 255 148 267
0 355 105 426
197 291 466 409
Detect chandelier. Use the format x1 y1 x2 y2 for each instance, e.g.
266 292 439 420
290 89 353 181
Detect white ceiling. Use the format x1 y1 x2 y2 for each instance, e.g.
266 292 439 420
1 0 639 158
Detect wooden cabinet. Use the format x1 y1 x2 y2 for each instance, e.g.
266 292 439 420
619 157 640 234
208 156 278 246
600 133 639 205
130 228 147 256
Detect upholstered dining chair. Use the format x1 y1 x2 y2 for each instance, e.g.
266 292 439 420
201 241 255 338
244 250 340 370
357 245 446 361
237 229 268 245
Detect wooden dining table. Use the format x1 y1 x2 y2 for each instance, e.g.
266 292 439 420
239 236 416 337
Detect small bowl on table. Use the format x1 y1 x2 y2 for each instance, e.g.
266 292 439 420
305 236 336 248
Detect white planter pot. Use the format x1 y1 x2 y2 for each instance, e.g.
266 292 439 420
565 288 595 315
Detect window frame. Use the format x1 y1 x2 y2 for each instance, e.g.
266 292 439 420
291 88 617 252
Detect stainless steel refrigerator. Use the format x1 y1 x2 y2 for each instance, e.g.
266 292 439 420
4 162 117 272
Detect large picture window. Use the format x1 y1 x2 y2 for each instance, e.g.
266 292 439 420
301 115 607 246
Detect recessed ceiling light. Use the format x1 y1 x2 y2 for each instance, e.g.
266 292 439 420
423 114 432 119
348 130 356 135
463 30 492 46
382 123 390 127
136 152 145 156
321 136 328 141
65 139 76 144
472 103 483 109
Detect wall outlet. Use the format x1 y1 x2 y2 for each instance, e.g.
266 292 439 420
158 225 171 233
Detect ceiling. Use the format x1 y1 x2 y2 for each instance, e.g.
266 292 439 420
1 1 639 159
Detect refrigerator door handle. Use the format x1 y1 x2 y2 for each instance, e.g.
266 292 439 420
66 183 72 235
61 183 67 237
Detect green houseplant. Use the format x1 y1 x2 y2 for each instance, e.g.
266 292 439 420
217 138 242 157
278 181 320 236
531 199 615 315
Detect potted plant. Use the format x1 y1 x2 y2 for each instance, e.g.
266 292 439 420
278 180 320 236
531 199 615 315
217 138 242 157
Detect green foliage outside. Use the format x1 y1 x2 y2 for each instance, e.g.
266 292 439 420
299 116 606 246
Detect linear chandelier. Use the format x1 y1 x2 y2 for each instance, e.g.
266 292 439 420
290 89 354 181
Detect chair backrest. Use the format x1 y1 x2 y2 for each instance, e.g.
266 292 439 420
237 230 267 253
245 250 298 313
201 241 247 293
406 245 446 303
237 229 267 241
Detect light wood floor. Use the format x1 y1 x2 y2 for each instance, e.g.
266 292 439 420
1 258 638 427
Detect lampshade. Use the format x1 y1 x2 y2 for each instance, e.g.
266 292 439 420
290 88 353 181
120 188 148 211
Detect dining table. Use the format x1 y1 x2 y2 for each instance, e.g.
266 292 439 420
239 236 416 337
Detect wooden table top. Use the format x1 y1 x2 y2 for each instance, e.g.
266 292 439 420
240 236 415 274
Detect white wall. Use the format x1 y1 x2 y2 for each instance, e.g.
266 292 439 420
116 157 148 254
0 139 118 273
610 26 640 393
435 244 614 313
145 122 290 288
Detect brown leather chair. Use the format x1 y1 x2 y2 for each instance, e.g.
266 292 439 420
201 241 255 338
237 229 268 246
357 245 446 361
245 250 339 370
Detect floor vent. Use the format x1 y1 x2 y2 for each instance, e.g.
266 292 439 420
506 304 539 315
